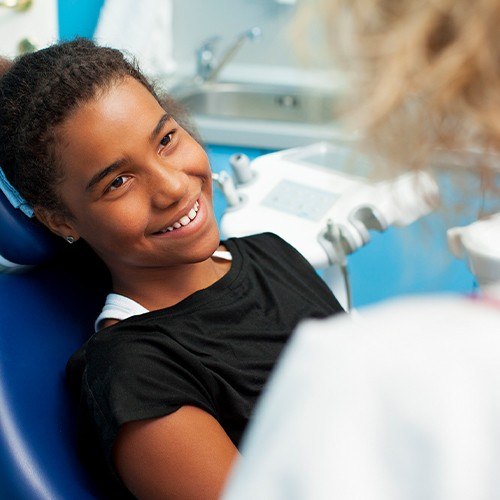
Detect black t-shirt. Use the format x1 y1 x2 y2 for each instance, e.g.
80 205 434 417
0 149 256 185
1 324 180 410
67 233 343 492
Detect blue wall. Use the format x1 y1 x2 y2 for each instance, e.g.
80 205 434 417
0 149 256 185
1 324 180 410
58 0 105 40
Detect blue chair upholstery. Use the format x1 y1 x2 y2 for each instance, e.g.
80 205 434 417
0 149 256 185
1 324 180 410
0 190 62 267
0 190 110 499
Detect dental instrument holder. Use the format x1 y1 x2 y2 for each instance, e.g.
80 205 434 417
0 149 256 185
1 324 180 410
212 171 241 208
218 142 439 312
229 153 254 185
447 213 500 292
213 154 255 209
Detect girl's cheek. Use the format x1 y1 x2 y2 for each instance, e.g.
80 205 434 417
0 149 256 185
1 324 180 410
92 198 149 233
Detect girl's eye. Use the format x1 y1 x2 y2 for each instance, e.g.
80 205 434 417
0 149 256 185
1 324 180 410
160 131 174 147
107 175 131 192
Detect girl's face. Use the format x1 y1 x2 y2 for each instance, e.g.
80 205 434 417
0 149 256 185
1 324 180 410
52 76 220 271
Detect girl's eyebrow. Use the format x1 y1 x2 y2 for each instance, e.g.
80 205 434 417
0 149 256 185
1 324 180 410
85 159 124 193
149 112 171 143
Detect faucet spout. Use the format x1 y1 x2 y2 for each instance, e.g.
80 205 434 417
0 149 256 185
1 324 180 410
195 27 262 83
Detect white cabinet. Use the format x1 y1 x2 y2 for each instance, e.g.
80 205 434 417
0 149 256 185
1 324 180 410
0 0 57 57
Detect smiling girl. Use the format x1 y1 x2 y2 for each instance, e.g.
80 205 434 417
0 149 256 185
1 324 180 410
0 39 343 499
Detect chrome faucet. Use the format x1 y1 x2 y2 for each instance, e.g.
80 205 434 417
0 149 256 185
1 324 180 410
195 27 262 83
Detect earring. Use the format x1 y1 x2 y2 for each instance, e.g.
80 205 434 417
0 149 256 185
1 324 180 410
66 236 75 244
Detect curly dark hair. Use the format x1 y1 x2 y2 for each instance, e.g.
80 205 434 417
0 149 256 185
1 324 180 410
0 38 197 215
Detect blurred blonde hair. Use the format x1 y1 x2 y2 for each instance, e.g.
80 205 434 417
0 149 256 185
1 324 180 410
296 0 500 198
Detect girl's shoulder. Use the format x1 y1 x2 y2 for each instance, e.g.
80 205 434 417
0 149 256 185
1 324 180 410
227 232 299 257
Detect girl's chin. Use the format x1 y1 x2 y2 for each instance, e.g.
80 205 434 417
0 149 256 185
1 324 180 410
175 224 221 264
197 228 223 260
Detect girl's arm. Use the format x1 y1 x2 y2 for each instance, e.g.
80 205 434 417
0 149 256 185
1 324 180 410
113 405 238 499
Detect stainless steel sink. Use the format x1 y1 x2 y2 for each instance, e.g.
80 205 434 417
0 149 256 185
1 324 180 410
168 81 351 149
172 82 337 125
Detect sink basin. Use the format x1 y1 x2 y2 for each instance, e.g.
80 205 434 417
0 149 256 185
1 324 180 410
169 81 352 149
172 82 337 125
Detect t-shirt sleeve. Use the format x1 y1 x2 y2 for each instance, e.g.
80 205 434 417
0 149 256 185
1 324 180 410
79 327 218 470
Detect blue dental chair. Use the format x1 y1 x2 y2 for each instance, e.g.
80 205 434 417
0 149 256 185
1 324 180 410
0 190 111 499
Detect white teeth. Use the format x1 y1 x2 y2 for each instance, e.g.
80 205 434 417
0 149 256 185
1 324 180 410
179 215 191 226
156 200 200 234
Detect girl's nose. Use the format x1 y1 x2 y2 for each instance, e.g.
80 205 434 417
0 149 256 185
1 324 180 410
149 163 189 209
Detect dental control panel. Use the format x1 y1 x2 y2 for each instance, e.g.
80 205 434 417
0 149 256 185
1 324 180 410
261 180 339 222
218 142 439 270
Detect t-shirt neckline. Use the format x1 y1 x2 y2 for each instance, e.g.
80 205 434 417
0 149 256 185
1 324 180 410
102 238 243 327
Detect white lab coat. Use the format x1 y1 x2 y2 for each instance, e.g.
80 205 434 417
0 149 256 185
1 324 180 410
223 294 500 500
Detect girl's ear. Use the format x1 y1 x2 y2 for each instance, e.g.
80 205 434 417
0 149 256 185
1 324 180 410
34 206 80 243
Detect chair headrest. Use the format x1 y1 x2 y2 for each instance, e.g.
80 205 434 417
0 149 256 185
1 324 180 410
0 189 63 267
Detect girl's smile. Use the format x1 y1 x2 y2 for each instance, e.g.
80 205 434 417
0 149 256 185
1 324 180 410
152 199 199 234
151 198 205 237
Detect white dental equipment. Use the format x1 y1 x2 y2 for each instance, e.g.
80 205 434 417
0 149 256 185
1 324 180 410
448 213 500 293
216 142 439 311
212 170 240 208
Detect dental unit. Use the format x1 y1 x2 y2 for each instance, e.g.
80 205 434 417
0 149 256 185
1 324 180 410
215 142 441 311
